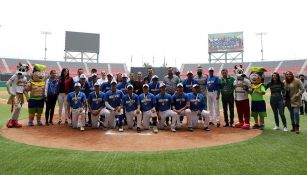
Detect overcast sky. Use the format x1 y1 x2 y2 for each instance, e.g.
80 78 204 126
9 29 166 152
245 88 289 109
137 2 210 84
0 0 306 68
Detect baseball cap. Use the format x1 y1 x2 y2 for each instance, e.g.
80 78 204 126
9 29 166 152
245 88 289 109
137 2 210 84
143 84 149 88
80 74 86 79
91 73 97 77
152 75 159 80
74 82 81 87
192 84 199 88
107 73 113 77
177 83 183 87
94 82 100 86
111 80 117 84
159 83 166 88
122 73 128 78
127 84 133 89
187 71 193 75
208 67 214 71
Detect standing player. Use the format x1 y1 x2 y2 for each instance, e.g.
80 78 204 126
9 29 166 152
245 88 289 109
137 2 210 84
172 83 191 127
105 80 124 131
117 73 129 95
101 73 113 93
87 82 110 128
139 84 158 133
206 67 221 127
149 75 160 95
156 83 177 132
182 71 198 93
67 83 87 131
188 84 210 131
122 84 142 132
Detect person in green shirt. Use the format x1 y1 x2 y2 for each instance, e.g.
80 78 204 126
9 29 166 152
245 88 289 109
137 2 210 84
220 68 235 127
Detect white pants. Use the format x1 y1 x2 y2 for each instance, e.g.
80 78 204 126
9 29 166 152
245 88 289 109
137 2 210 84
175 109 191 127
91 108 110 128
58 93 68 122
105 109 123 129
71 108 86 128
189 110 210 128
207 91 220 123
158 110 177 129
126 110 142 129
142 110 158 129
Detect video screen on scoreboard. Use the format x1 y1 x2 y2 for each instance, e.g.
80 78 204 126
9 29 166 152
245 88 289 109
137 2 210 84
65 31 100 53
208 32 243 53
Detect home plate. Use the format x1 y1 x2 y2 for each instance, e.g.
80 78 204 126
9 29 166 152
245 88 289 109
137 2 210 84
105 130 153 136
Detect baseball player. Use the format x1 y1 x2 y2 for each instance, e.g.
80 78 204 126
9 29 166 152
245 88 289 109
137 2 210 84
87 82 111 128
117 73 129 95
122 84 142 132
104 80 124 131
171 83 191 127
188 84 210 131
156 83 177 132
149 75 160 95
101 73 113 93
138 84 158 133
66 83 87 131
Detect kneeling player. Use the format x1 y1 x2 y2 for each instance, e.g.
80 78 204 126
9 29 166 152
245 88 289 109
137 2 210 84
139 84 158 133
122 84 142 132
88 82 110 128
172 83 191 128
188 84 210 131
156 83 177 132
67 83 87 131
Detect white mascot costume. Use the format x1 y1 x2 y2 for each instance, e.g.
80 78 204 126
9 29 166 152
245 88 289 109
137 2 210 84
6 62 30 128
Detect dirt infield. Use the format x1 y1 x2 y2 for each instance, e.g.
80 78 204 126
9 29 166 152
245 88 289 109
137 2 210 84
0 115 262 152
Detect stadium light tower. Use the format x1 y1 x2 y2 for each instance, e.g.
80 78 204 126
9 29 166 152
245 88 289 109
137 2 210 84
256 32 267 62
41 31 52 61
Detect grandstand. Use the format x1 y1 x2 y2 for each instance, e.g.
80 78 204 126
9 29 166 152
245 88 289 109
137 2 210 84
180 59 307 77
29 60 61 73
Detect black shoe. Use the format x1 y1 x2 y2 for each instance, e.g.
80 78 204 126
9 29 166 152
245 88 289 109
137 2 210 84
209 122 214 126
252 124 260 129
204 127 210 131
45 122 49 126
188 127 193 132
223 123 229 127
65 120 68 125
137 127 141 133
88 123 92 127
57 120 62 125
217 123 221 128
49 121 54 125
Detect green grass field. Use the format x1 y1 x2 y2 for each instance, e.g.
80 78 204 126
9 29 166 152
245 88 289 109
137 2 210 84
0 87 307 175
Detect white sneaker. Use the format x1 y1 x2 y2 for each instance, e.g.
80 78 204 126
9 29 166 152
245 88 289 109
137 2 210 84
171 127 176 132
273 126 280 130
118 127 124 132
153 126 158 133
283 127 288 132
80 126 85 131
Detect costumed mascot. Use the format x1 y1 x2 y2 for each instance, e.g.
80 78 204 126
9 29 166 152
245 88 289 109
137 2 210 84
249 67 267 130
24 64 46 126
6 63 30 128
233 65 251 129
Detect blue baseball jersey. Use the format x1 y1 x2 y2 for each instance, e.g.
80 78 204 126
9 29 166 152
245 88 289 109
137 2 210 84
105 89 123 108
207 76 221 94
117 82 129 95
79 81 91 98
88 91 105 110
122 93 139 112
88 80 98 93
182 78 198 93
101 81 111 93
149 82 160 95
156 92 172 112
188 92 205 111
172 92 189 110
138 93 156 112
67 91 87 109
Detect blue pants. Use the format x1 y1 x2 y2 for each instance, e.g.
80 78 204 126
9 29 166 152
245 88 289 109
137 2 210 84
270 96 287 127
286 104 300 126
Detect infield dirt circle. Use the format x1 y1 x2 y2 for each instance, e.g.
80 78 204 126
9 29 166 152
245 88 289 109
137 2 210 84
0 115 262 152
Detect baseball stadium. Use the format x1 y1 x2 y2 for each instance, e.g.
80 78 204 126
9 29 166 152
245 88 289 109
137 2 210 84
1 1 307 175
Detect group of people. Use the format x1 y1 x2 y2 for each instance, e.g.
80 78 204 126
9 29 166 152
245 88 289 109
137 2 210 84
7 63 306 134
